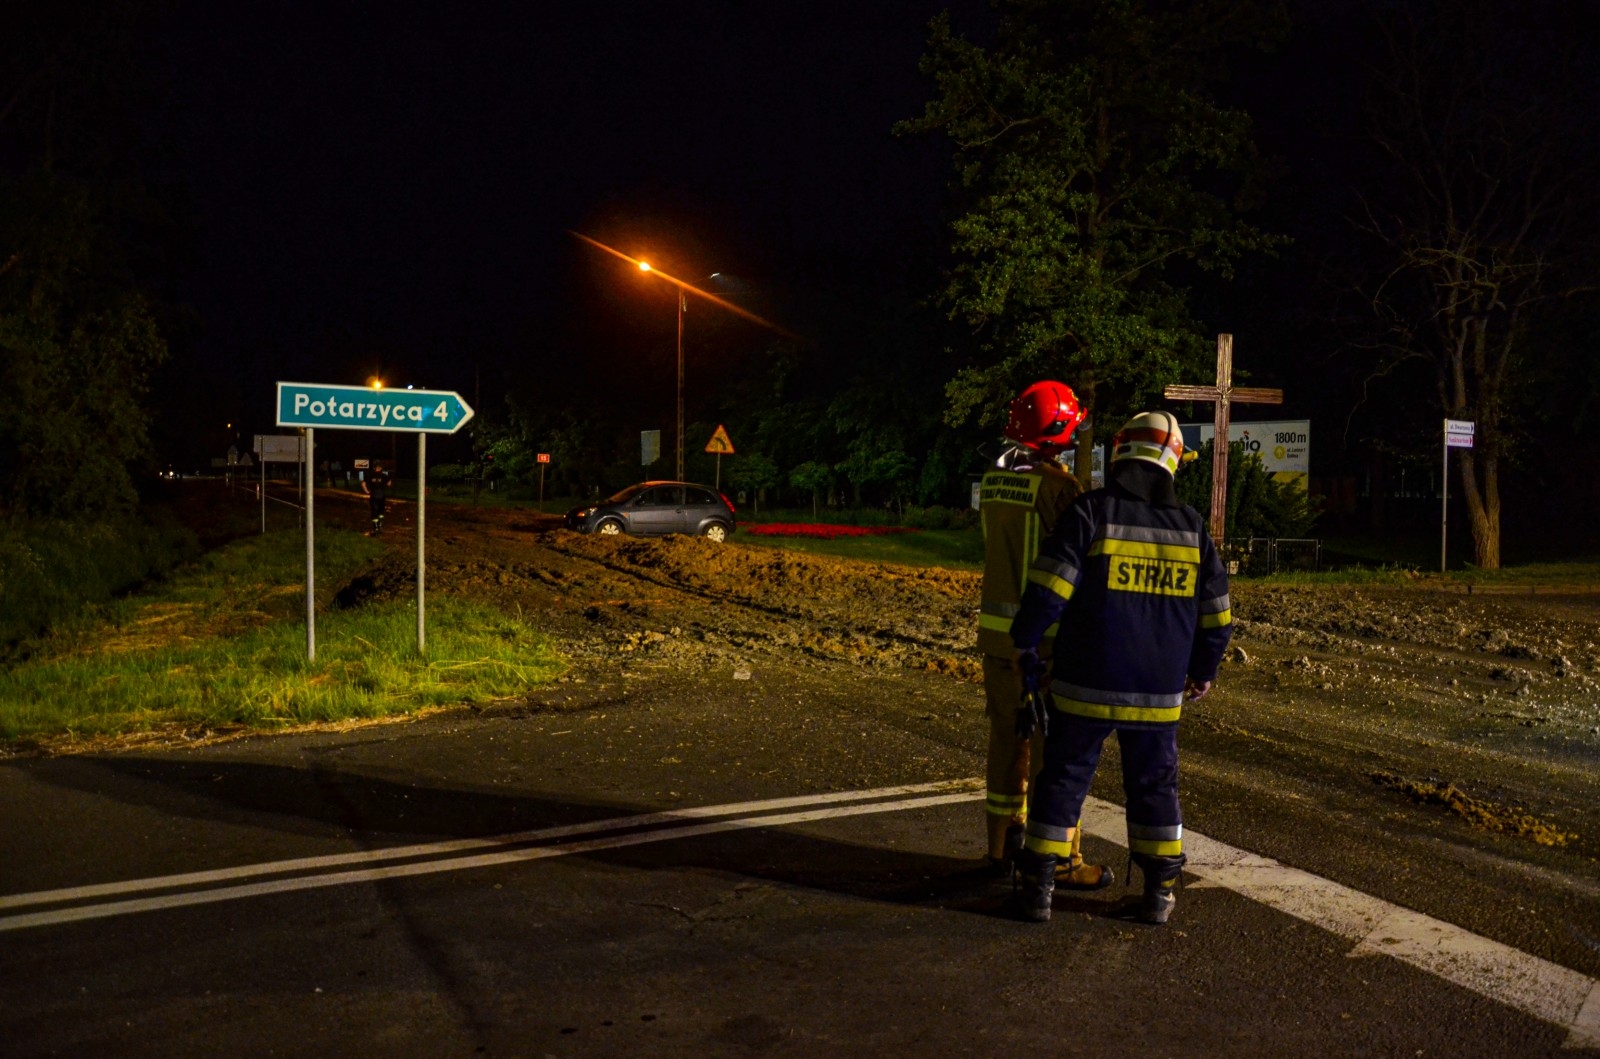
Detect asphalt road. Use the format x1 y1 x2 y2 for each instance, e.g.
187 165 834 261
3 657 1596 1058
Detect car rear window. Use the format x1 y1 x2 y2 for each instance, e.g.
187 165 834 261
685 488 719 506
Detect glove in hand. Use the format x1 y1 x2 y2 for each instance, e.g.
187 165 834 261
1016 686 1051 741
1015 647 1047 693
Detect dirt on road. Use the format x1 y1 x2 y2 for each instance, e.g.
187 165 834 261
333 494 1600 850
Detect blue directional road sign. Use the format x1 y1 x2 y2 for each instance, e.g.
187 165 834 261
276 382 475 434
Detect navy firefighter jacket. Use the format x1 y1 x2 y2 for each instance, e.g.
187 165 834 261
1010 483 1233 727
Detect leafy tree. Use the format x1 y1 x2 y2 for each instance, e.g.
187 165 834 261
726 452 779 516
0 177 167 519
899 0 1286 482
835 429 918 512
788 460 833 519
1347 0 1600 569
1174 441 1318 540
1 1 175 522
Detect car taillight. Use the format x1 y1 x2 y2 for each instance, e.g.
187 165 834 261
720 492 735 514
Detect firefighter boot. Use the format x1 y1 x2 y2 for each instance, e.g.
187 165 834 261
1055 828 1114 892
1013 849 1057 923
985 817 1025 877
1136 855 1186 926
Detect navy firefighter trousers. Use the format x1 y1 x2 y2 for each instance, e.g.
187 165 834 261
1026 713 1182 866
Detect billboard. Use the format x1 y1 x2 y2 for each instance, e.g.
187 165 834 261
1179 420 1310 490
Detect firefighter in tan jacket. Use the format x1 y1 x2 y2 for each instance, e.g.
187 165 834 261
977 381 1111 890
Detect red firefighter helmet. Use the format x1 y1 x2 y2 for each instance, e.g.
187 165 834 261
1004 381 1084 452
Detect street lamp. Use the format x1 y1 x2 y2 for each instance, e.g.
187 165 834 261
570 232 795 483
367 376 397 471
639 260 688 481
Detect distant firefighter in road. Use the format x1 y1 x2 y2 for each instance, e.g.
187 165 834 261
1010 410 1233 926
363 464 393 537
976 381 1111 892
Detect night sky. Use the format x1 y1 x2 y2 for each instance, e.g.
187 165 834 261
31 0 1583 513
145 0 992 462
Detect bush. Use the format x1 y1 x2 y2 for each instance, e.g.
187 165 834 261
1174 442 1320 540
0 514 198 652
902 505 978 530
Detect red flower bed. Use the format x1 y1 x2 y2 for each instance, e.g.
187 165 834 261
743 522 918 540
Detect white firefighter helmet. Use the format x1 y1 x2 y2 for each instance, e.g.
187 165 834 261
1110 411 1186 476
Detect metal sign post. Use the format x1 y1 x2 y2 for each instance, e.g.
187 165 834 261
254 434 307 534
417 433 426 653
537 452 550 511
1443 419 1475 572
277 381 475 661
305 427 316 660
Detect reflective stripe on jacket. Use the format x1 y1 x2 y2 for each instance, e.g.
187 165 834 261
1010 486 1233 726
977 461 1079 658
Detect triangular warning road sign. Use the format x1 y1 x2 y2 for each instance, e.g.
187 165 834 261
705 424 735 455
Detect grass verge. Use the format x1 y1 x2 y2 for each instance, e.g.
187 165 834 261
1254 560 1600 589
0 528 565 746
0 512 200 651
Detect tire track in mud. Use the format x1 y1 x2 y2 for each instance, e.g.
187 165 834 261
499 531 984 677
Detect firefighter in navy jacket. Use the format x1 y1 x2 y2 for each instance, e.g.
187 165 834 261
1009 410 1233 925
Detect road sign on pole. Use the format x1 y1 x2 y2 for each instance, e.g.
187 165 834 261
705 425 735 489
254 434 304 462
276 381 473 663
275 382 474 434
1442 419 1475 572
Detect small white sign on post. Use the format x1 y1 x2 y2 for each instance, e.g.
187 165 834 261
254 435 305 463
252 435 306 534
1442 419 1476 572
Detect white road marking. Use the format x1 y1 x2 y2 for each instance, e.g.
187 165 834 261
4 780 1595 1047
0 777 981 912
0 786 982 931
1078 796 1600 1049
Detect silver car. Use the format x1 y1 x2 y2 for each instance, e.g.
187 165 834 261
566 481 738 542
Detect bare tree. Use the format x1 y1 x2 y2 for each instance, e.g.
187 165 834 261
1355 0 1598 568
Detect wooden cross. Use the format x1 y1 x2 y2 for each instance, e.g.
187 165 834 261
1163 334 1283 545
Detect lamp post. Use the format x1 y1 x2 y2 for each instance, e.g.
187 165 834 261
566 231 791 485
640 261 688 481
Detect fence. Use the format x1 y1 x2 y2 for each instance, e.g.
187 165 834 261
1223 537 1321 576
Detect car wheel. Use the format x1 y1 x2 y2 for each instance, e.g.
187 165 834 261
597 519 624 536
702 522 728 543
